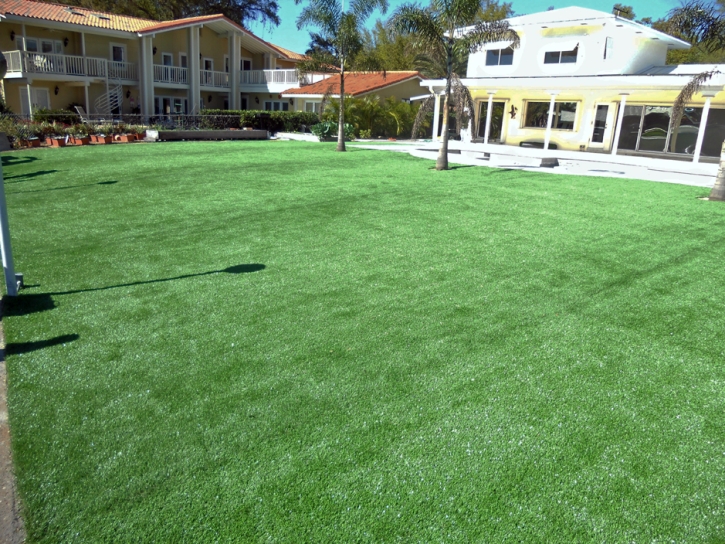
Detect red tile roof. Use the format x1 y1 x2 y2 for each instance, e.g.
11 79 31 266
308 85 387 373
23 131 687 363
138 14 244 34
0 0 309 61
281 71 422 96
0 0 154 32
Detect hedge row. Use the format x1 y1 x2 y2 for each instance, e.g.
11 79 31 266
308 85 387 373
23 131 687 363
200 110 319 133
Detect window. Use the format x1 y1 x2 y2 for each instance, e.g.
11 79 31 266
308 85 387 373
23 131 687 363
544 45 578 64
485 47 514 66
604 37 613 60
111 44 126 63
179 53 188 68
24 39 38 52
241 58 252 71
203 58 213 71
241 97 248 110
162 53 173 67
524 101 577 130
264 101 289 111
305 101 320 114
224 55 229 73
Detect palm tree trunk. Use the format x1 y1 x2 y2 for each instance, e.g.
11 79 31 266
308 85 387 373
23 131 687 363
711 140 725 201
436 46 453 171
337 63 346 152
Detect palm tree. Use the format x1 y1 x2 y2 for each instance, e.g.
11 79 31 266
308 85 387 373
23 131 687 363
391 0 519 170
668 0 725 200
295 0 388 152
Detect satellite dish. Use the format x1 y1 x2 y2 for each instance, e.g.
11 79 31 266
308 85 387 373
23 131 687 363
0 51 6 80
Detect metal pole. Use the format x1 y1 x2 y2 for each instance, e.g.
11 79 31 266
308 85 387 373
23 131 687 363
0 161 18 296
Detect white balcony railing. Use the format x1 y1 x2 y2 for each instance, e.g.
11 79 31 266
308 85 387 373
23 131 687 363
4 50 138 80
240 69 330 88
200 70 229 88
108 61 137 81
153 65 188 85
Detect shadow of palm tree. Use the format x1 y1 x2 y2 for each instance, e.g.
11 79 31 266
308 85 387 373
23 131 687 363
1 156 39 166
8 180 119 194
44 263 266 296
5 334 79 355
4 170 60 182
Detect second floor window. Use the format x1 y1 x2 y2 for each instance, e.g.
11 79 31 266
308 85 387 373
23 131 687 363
544 45 578 64
486 47 514 66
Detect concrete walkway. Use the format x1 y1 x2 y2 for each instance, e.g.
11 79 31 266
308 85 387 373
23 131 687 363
355 141 718 188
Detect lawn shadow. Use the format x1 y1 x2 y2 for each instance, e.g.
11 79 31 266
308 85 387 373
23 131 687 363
45 263 265 296
2 293 56 316
8 180 119 194
1 156 39 167
6 333 79 355
4 169 60 182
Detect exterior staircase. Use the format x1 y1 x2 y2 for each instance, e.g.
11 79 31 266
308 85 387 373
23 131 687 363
93 80 122 115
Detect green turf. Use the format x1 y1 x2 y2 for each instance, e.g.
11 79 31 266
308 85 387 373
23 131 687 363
3 141 725 542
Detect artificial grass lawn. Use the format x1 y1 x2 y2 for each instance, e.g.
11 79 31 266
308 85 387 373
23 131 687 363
3 140 725 542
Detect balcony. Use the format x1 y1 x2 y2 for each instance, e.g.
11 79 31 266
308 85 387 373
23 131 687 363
240 69 330 92
5 50 137 80
200 70 229 88
153 65 188 85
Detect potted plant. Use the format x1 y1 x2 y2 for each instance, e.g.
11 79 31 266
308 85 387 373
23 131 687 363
48 122 67 147
70 124 90 145
94 124 113 144
16 122 40 148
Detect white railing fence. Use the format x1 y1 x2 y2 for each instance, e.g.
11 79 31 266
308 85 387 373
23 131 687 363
4 50 139 80
153 65 188 85
200 70 229 88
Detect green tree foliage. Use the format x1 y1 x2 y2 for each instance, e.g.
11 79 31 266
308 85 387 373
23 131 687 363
295 0 389 151
37 0 280 25
612 4 635 19
320 95 421 138
476 0 513 22
391 0 519 170
664 0 725 63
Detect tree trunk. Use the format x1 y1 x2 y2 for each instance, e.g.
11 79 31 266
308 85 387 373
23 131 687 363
710 140 725 201
436 46 453 171
337 64 346 152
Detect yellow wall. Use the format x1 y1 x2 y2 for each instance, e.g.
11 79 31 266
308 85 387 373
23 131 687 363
152 29 188 66
199 30 228 72
469 87 725 152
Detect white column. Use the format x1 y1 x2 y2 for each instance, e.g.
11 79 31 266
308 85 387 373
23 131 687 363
432 93 441 141
483 91 495 144
189 26 201 112
26 83 33 118
693 94 714 163
84 83 89 113
611 93 628 155
20 24 26 51
543 92 558 150
140 36 154 120
80 32 86 56
229 34 240 109
0 162 17 296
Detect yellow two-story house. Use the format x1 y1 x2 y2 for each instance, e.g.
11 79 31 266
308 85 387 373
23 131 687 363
0 0 317 117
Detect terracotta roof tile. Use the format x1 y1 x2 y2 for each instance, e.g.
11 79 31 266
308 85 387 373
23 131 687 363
282 71 422 96
266 43 307 62
0 0 154 32
138 14 243 34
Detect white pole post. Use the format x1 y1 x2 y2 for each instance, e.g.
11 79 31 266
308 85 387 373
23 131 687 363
483 91 495 144
432 93 441 141
543 92 557 150
611 93 628 155
693 94 714 163
0 162 18 297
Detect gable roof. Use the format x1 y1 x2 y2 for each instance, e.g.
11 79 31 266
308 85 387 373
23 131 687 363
0 0 154 32
281 71 422 97
267 43 307 62
137 14 242 34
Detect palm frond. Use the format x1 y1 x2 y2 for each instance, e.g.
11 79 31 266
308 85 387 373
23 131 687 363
349 0 388 21
666 0 725 52
411 94 435 139
456 19 520 55
670 69 721 134
450 73 474 133
391 4 443 48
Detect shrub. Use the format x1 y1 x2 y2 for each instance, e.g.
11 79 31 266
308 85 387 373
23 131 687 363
310 122 355 142
359 129 372 139
33 108 79 125
238 111 319 133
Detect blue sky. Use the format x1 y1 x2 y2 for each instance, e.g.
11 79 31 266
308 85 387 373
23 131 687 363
247 0 683 54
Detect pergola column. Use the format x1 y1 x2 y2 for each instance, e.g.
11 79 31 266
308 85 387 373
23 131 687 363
543 91 559 150
188 26 201 112
229 33 240 110
483 90 496 144
693 92 716 163
140 35 154 120
611 93 629 155
432 92 442 141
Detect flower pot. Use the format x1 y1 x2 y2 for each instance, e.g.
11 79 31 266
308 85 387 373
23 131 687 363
93 135 112 144
21 139 40 148
49 137 67 148
118 134 134 143
71 136 90 146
